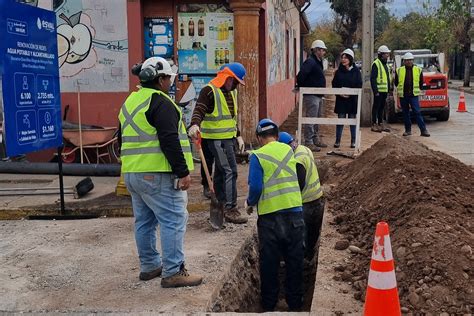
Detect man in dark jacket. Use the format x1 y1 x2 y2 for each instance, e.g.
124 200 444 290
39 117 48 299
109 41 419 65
370 45 391 132
296 39 327 152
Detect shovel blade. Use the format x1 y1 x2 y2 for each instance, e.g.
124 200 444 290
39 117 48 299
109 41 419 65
209 193 223 230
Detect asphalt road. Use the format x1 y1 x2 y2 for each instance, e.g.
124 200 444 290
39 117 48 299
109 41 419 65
391 88 474 166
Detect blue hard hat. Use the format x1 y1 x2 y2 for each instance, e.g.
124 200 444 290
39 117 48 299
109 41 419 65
224 62 246 85
256 118 278 135
278 132 294 145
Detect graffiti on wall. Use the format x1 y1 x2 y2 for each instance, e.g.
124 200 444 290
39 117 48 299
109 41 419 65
18 0 129 92
267 0 286 85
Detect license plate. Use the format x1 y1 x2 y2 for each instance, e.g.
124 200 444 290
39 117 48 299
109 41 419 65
420 95 446 101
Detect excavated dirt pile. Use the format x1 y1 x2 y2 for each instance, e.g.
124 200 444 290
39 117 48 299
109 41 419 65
328 135 473 314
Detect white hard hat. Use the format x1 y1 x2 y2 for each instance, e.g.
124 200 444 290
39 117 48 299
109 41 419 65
142 57 176 77
377 45 391 53
402 52 414 60
341 48 354 59
311 39 327 50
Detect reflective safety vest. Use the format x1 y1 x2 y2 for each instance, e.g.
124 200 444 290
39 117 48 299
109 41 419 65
294 145 323 203
200 84 238 139
253 141 302 215
372 58 389 93
118 87 194 173
396 66 422 98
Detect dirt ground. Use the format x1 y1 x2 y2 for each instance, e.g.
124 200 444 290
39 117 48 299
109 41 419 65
329 135 474 314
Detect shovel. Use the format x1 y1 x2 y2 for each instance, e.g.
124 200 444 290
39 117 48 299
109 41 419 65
193 134 223 230
0 177 94 199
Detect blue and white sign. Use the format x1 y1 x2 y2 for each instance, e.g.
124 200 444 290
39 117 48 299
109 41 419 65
0 0 62 156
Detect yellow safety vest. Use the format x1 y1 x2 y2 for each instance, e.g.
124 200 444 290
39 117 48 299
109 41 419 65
294 145 323 203
396 66 421 98
372 58 389 93
118 87 194 173
200 84 238 139
253 141 302 215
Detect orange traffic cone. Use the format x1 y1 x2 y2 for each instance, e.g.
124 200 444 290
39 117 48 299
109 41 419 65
457 88 467 112
363 222 401 316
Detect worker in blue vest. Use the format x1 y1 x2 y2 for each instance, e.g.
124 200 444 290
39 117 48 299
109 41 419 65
278 131 325 261
245 119 305 311
119 57 202 288
394 52 430 137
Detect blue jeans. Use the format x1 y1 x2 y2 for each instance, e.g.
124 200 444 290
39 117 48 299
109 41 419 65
303 95 323 145
124 172 188 278
335 113 356 143
400 96 426 132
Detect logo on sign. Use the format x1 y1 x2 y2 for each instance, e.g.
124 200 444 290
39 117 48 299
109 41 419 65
36 17 55 32
6 18 28 36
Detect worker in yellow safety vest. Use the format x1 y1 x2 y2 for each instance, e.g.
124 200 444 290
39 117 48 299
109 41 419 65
119 57 202 288
188 62 248 224
370 45 392 132
394 52 430 137
278 131 325 261
244 119 305 312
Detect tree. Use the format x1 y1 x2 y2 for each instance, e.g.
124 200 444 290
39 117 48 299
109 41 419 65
374 5 391 40
438 0 471 87
305 19 344 63
329 0 390 48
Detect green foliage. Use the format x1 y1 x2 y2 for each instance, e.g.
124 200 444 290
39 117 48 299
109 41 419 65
305 20 344 62
375 6 391 40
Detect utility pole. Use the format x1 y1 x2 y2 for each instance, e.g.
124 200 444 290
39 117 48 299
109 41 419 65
361 0 375 126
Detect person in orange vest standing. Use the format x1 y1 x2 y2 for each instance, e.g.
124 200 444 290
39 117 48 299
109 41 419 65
394 52 430 137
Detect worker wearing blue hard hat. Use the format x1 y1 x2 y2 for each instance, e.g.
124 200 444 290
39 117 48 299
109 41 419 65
188 62 247 224
278 131 325 261
245 119 305 312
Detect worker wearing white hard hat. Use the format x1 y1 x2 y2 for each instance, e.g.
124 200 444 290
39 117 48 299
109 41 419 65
395 52 430 137
119 57 203 288
370 45 392 133
296 39 328 152
332 48 362 148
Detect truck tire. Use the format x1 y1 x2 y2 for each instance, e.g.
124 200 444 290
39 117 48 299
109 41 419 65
385 96 397 123
436 101 450 121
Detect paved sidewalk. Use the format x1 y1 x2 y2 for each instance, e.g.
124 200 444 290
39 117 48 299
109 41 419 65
448 79 474 94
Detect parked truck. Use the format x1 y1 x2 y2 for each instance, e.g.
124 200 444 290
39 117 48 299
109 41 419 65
386 49 450 122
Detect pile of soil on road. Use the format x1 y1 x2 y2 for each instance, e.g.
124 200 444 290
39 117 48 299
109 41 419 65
328 134 473 314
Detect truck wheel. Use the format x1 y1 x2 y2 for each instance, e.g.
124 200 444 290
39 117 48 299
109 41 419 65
436 101 450 121
385 96 397 123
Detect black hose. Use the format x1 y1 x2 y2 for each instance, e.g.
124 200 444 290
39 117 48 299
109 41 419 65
0 162 121 176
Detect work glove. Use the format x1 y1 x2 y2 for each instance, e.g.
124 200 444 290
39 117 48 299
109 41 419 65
244 200 256 215
188 125 200 138
236 136 245 153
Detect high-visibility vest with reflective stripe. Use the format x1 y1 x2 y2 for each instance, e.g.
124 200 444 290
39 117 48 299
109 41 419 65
294 145 323 203
200 84 238 139
118 87 194 173
396 66 421 98
372 58 389 93
253 141 302 215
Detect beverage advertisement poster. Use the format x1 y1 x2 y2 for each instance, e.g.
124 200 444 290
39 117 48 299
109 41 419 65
144 18 173 59
177 5 233 74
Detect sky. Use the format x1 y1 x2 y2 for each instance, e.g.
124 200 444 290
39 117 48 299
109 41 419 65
305 0 441 27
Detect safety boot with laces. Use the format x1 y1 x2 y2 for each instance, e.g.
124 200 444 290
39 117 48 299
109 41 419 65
224 207 248 224
161 264 203 288
371 124 381 132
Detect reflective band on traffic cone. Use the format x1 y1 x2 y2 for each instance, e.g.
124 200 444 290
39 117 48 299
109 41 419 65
364 222 401 316
457 88 467 112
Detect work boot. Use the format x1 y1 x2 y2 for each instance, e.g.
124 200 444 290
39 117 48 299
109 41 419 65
403 131 412 136
420 130 430 137
224 207 248 224
161 264 203 288
381 123 391 132
202 185 211 199
305 144 321 152
350 140 356 148
333 142 340 148
371 124 381 133
139 266 162 281
314 140 328 148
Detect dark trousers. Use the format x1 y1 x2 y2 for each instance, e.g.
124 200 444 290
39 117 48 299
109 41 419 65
206 138 237 209
303 198 325 260
200 139 214 187
257 211 305 311
400 96 427 133
372 92 387 125
335 113 356 143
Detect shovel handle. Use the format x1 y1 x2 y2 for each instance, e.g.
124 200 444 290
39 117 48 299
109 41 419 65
193 133 214 194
